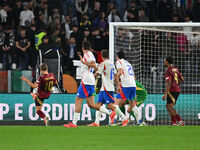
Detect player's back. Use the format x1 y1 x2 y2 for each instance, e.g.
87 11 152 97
81 51 96 85
165 66 182 92
99 59 116 92
37 73 56 99
115 59 136 87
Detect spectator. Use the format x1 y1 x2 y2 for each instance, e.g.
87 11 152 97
75 0 89 22
139 9 149 22
19 2 35 26
123 1 139 22
35 25 46 50
101 27 109 50
35 12 46 32
12 0 23 30
39 2 51 26
61 15 72 39
62 0 76 17
48 16 61 35
127 10 138 22
49 7 65 24
156 0 173 22
107 8 121 22
16 27 31 70
0 25 16 70
27 24 37 70
90 1 101 22
50 28 61 50
111 0 126 20
0 3 12 26
38 35 58 59
70 24 81 47
193 0 200 22
61 36 80 76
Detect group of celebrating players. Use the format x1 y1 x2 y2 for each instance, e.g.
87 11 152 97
21 40 185 127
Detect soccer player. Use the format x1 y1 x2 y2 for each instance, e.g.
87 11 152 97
115 51 143 125
20 63 57 126
162 56 184 126
63 41 113 128
89 80 147 126
87 50 129 127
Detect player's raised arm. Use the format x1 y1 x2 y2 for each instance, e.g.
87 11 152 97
79 54 97 68
20 76 38 89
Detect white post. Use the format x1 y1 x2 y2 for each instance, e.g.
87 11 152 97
109 23 115 63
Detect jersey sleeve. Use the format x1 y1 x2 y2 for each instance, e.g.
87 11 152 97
115 61 123 70
165 70 171 82
84 52 95 63
97 62 104 74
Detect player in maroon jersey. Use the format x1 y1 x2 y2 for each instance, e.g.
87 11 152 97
162 56 184 126
21 63 57 126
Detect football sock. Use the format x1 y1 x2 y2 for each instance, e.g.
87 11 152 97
72 112 80 125
99 106 111 115
171 116 177 124
114 105 127 121
94 111 102 124
175 114 182 122
132 106 141 124
119 106 126 114
37 110 45 119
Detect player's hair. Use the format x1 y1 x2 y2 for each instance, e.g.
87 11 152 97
40 63 48 71
101 50 109 58
117 51 125 59
165 56 173 64
82 41 91 50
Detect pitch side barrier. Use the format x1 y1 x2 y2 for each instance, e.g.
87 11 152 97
0 94 199 125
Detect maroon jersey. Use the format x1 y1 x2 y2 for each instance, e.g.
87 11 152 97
165 66 183 92
36 73 57 99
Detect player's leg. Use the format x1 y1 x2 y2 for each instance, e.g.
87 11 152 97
166 103 177 125
169 92 184 125
35 97 49 126
64 84 87 128
86 95 111 115
87 102 102 126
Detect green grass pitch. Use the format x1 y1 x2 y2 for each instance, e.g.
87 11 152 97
0 126 199 150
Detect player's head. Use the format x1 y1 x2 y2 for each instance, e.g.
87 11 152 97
101 50 109 60
40 63 48 73
116 51 125 60
164 56 173 67
82 41 91 52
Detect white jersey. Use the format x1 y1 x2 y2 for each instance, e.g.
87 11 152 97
115 59 136 87
81 51 96 85
98 59 117 91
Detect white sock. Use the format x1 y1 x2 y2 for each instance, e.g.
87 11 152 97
94 111 102 124
99 106 111 115
132 106 141 124
72 112 80 125
114 105 127 121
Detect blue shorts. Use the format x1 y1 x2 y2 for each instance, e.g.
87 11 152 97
77 83 95 98
116 86 136 101
98 91 115 104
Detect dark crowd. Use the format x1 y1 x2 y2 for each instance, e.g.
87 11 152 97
0 0 200 76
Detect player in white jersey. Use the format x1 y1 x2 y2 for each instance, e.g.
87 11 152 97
64 41 112 128
115 51 142 125
87 50 129 127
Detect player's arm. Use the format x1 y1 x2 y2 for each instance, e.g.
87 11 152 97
162 81 171 100
178 75 184 84
79 55 97 69
117 68 123 78
114 73 121 93
20 76 38 89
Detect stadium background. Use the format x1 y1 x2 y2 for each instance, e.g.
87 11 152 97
0 0 200 125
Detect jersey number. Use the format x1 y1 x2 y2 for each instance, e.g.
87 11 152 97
110 68 115 80
127 65 133 76
45 81 54 92
174 73 178 84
